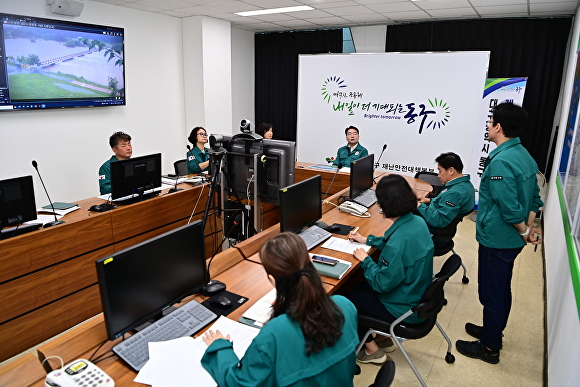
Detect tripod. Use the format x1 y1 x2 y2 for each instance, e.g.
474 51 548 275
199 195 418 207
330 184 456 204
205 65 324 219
201 148 256 245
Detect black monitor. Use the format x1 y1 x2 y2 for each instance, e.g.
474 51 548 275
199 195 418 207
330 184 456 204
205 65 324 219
350 154 374 199
96 220 208 340
110 153 162 201
223 135 296 205
279 175 322 233
0 175 37 227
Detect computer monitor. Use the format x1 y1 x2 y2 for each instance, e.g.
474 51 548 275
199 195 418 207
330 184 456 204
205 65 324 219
350 154 375 199
110 153 162 201
224 136 296 205
279 175 322 233
0 175 37 227
96 220 208 340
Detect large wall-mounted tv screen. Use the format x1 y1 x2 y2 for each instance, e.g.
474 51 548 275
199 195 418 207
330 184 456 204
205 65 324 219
0 12 125 112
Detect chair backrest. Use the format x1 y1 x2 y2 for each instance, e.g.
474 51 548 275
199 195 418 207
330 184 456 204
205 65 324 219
369 359 396 387
174 159 188 176
413 254 461 320
415 171 443 198
431 210 473 242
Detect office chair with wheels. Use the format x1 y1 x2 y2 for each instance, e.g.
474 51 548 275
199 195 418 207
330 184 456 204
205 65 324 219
173 159 188 176
369 359 396 387
355 254 461 387
414 171 443 198
431 211 472 284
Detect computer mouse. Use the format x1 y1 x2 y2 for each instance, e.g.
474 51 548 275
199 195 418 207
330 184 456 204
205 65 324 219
210 296 232 309
327 225 341 233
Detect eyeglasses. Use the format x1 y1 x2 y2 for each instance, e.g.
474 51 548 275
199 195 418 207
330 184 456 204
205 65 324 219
198 133 208 137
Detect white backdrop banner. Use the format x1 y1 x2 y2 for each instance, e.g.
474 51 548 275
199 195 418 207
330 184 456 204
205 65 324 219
297 52 490 175
470 78 528 194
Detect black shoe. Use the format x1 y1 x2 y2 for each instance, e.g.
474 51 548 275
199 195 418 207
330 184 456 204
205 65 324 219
456 340 500 364
465 322 503 349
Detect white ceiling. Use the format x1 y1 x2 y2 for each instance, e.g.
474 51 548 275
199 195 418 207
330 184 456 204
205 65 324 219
89 0 579 32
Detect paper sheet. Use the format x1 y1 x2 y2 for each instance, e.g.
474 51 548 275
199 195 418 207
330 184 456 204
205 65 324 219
135 316 260 387
241 289 276 326
320 237 372 254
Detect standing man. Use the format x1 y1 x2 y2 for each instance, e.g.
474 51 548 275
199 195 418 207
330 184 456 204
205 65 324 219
99 131 132 195
456 102 542 364
333 126 368 167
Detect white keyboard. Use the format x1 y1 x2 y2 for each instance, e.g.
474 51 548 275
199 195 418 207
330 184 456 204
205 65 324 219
298 225 332 250
353 188 377 208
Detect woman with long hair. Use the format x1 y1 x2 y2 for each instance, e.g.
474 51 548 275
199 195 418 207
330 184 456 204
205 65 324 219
347 174 434 364
201 232 359 386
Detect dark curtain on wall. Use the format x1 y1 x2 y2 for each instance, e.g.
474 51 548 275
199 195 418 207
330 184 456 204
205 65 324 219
255 29 343 142
386 18 572 177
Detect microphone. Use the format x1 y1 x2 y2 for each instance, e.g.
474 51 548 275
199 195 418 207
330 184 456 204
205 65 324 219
31 160 65 228
168 176 182 193
323 163 342 200
375 144 387 170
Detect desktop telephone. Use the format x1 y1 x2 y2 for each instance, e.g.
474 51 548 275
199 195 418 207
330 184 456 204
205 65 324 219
339 201 370 217
45 359 114 387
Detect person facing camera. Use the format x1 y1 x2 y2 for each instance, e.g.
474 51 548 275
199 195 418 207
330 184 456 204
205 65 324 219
346 174 434 364
98 131 132 195
256 122 274 139
333 126 368 167
187 126 210 174
201 232 359 387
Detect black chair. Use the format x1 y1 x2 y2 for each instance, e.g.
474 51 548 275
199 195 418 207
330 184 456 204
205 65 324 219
414 171 443 198
173 159 188 176
355 254 461 387
432 212 472 284
369 359 396 387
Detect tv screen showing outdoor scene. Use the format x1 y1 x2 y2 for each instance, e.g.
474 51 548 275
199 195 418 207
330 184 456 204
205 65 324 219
0 12 125 112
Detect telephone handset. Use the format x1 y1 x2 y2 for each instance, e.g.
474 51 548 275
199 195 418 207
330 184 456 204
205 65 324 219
339 201 370 217
45 359 114 387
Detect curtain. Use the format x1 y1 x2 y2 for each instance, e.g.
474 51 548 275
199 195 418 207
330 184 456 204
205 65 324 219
255 29 343 142
386 18 572 176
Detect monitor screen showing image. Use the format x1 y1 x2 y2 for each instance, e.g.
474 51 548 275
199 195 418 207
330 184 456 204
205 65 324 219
0 12 125 112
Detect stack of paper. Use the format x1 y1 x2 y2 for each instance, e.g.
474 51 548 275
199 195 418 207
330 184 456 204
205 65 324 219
135 316 259 387
321 237 372 254
239 289 276 328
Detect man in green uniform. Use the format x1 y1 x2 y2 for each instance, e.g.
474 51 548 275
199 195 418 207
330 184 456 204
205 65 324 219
456 102 542 364
98 131 132 195
332 126 368 167
416 152 475 246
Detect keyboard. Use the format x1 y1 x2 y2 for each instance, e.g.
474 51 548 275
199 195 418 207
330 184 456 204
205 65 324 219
353 188 377 208
0 223 42 240
112 300 217 371
298 225 332 250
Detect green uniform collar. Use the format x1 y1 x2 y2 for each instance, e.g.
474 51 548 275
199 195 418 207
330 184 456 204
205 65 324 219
383 212 415 240
444 174 471 188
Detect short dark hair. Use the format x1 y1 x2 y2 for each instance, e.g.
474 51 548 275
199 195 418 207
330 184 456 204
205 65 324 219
492 102 528 138
188 127 206 144
256 122 273 137
109 131 131 148
344 126 359 136
435 152 463 173
376 174 417 218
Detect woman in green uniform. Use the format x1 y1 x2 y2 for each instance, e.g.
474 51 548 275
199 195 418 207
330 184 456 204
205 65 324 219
187 127 210 174
347 174 434 364
201 232 359 386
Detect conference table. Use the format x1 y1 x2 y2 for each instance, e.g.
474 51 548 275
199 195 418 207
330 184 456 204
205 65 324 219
0 164 432 385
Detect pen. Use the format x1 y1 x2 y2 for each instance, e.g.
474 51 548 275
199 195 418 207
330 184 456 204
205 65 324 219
349 227 359 241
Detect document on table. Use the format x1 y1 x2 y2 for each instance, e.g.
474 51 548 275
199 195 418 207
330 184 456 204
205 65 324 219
241 289 276 327
321 237 372 254
135 316 260 387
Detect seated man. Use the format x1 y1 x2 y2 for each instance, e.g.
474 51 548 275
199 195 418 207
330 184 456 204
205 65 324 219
333 126 368 167
98 131 132 195
416 152 475 246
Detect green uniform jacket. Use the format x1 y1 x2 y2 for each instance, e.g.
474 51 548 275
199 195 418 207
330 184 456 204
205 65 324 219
98 155 118 195
332 143 368 167
416 174 475 230
476 137 543 249
362 212 434 323
187 146 209 174
201 295 358 387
